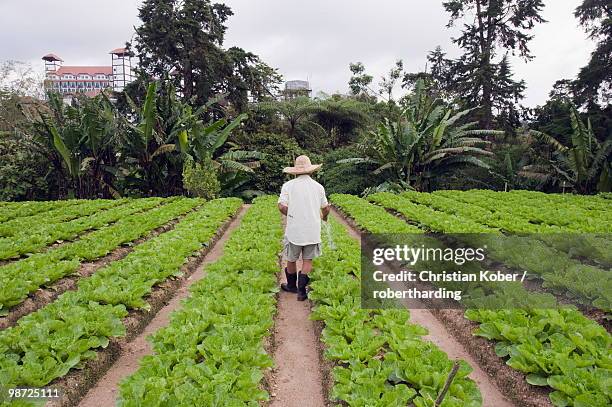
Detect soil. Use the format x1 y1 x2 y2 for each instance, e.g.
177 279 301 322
331 207 535 407
268 259 326 407
0 214 185 331
311 318 335 406
433 309 553 407
44 206 244 407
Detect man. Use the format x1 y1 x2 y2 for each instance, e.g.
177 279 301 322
278 155 331 301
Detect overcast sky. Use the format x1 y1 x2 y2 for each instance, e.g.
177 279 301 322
0 0 594 107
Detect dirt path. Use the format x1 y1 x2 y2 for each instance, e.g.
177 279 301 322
77 205 249 407
331 209 516 407
268 221 326 407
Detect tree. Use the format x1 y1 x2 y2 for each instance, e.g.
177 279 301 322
403 47 455 100
349 61 406 105
528 82 574 141
520 104 612 193
312 97 370 148
132 0 281 112
491 55 526 132
340 80 502 192
0 61 44 98
256 97 323 145
443 0 545 129
573 0 611 106
348 62 375 99
1 62 46 134
0 131 52 201
378 60 404 103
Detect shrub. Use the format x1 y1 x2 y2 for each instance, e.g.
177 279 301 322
0 132 54 201
182 157 220 200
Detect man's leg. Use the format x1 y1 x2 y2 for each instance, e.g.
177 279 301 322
297 245 319 301
281 241 299 293
301 259 312 274
281 260 298 293
287 261 298 274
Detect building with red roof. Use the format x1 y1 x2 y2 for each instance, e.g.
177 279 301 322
43 48 134 99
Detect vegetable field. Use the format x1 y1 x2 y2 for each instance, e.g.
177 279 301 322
0 191 610 407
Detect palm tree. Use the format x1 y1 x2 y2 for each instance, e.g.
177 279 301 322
256 96 323 144
340 80 502 192
313 97 370 147
519 105 611 193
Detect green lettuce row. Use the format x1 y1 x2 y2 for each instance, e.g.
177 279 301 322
406 191 550 233
400 192 612 303
0 198 166 260
402 191 611 263
309 216 482 406
434 190 611 233
460 189 611 218
0 199 123 239
118 196 282 406
0 200 82 223
505 190 612 213
0 197 201 314
369 192 612 312
331 194 612 407
0 198 242 401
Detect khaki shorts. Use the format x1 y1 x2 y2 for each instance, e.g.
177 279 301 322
283 237 322 262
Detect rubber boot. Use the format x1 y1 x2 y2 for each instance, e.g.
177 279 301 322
281 268 298 293
297 272 310 301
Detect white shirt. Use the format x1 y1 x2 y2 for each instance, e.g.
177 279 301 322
278 175 328 245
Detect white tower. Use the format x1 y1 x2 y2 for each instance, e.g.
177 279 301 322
110 48 133 92
42 54 63 74
42 54 63 95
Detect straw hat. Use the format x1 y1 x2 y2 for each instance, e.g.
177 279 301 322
283 155 322 175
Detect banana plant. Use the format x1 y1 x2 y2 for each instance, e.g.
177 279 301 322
26 92 120 198
118 81 262 196
340 79 501 192
519 105 612 193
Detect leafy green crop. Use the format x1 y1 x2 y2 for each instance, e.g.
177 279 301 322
0 198 241 405
0 199 121 238
369 192 612 311
310 216 482 406
0 199 82 223
0 197 201 314
118 196 281 406
0 198 164 260
434 190 612 233
332 193 612 407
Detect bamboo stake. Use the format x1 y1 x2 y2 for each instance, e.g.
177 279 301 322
434 361 461 406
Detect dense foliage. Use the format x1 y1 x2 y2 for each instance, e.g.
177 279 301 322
340 80 501 192
0 0 609 200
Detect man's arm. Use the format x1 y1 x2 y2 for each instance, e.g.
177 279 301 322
278 183 289 216
278 203 288 216
321 204 331 222
320 186 330 221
